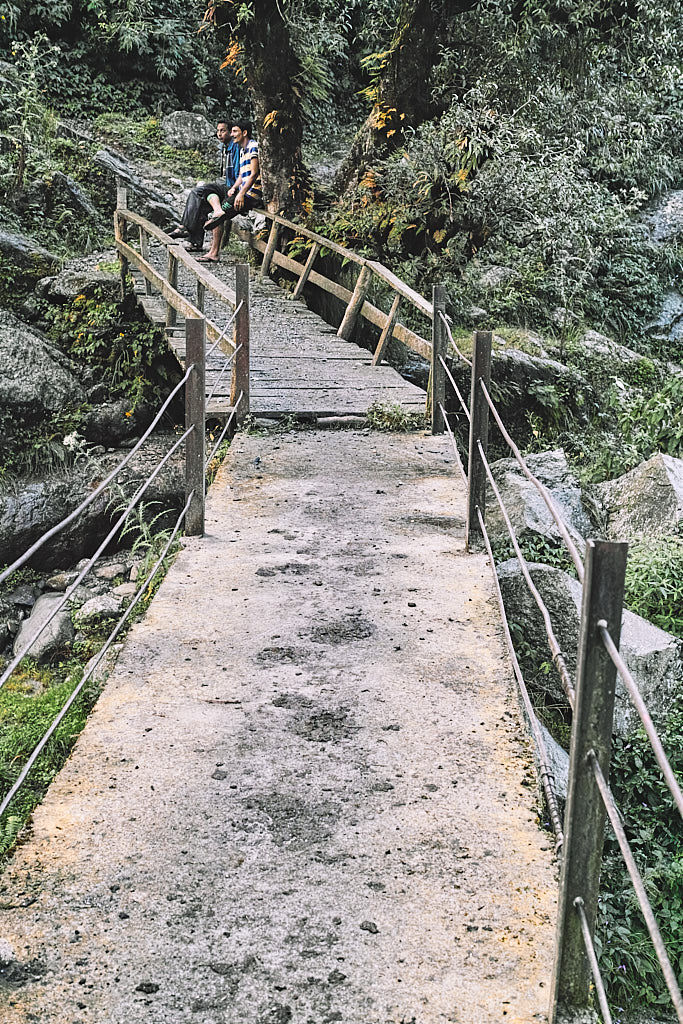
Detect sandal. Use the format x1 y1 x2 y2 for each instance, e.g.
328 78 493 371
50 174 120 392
203 212 228 231
168 226 189 239
195 254 220 263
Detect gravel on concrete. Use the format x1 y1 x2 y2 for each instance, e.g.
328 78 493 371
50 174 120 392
0 428 557 1024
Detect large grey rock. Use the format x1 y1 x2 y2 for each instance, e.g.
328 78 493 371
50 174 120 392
497 559 683 736
492 347 585 401
644 189 683 243
161 110 214 150
13 593 74 663
487 449 597 548
74 594 123 625
580 329 644 366
0 436 184 570
29 170 99 223
0 228 58 270
93 149 178 227
0 309 85 426
597 453 683 541
647 289 683 345
47 267 119 303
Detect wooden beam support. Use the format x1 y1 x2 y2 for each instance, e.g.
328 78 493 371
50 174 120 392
166 252 178 329
260 221 281 279
465 330 492 550
292 241 321 300
373 294 401 367
337 264 372 341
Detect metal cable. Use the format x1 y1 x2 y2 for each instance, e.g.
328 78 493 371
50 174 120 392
206 300 243 358
479 380 585 583
573 897 613 1024
476 506 565 850
477 440 576 707
598 622 683 819
438 354 471 421
0 493 194 820
437 403 468 488
589 751 683 1020
0 366 194 587
206 344 242 404
438 310 472 367
205 392 244 472
0 427 193 693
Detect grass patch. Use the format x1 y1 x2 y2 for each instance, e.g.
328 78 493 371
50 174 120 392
367 400 427 432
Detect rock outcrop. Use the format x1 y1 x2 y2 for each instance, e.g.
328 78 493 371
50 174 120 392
486 449 597 549
93 149 178 226
597 453 683 541
0 228 59 271
497 559 683 737
0 309 85 427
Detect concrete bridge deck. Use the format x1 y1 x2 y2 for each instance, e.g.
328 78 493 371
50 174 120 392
0 428 556 1024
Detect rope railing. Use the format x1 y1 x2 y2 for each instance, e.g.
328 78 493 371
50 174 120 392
0 492 194 820
438 402 468 488
207 300 243 358
438 354 470 422
598 622 683 819
0 425 194 693
590 752 683 1018
479 380 585 583
476 505 565 849
429 318 683 1023
206 391 244 472
439 310 472 367
477 439 576 707
207 343 242 405
0 366 194 587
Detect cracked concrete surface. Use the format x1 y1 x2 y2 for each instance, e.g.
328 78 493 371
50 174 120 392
0 429 557 1023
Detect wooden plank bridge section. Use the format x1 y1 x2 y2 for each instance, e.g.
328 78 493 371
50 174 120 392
116 195 426 421
0 430 557 1024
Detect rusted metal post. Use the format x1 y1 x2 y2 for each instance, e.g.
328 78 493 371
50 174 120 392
465 330 492 549
184 316 206 536
260 220 281 279
116 181 128 300
550 539 628 1022
166 251 178 328
292 241 321 300
373 293 400 367
337 264 372 341
430 285 447 434
231 264 250 424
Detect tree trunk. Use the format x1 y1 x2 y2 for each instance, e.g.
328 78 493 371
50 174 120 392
335 0 480 193
207 0 311 216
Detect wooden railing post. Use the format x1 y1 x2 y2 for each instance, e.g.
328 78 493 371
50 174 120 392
260 220 280 279
292 241 321 300
115 181 128 300
184 316 206 537
550 539 627 1022
166 251 178 328
373 293 400 367
465 330 492 549
337 264 372 341
138 226 153 296
196 281 205 313
231 264 250 423
430 285 447 433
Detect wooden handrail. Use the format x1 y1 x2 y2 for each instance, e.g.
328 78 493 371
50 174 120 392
245 208 434 363
115 201 435 364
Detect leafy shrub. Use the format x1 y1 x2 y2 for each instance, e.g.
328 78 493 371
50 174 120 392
624 537 683 639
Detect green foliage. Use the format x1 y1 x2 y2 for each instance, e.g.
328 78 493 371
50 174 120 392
0 34 58 193
596 700 683 1011
366 400 426 432
623 537 683 639
46 288 175 409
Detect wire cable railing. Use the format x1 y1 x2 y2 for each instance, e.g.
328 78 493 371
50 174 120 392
477 439 576 707
0 492 194 820
206 391 244 472
430 318 683 1024
438 354 470 422
206 300 243 358
0 366 194 587
0 425 193 693
206 343 242 405
439 310 472 368
590 752 683 1018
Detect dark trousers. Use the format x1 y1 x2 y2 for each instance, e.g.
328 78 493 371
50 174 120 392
218 193 261 240
181 181 229 247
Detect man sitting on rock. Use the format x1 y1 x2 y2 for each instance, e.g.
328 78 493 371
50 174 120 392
168 117 239 252
197 120 263 264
